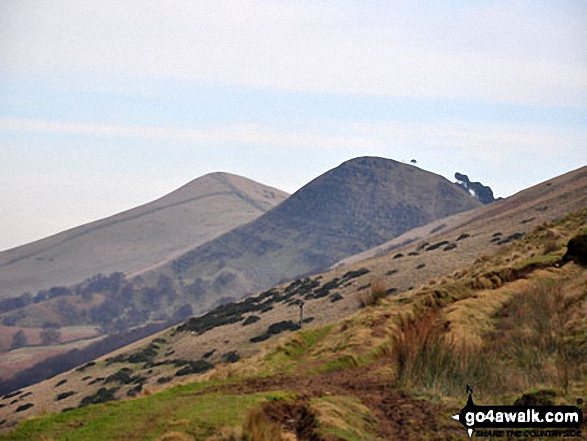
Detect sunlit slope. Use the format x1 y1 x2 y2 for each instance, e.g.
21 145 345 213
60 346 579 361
0 173 288 297
3 204 586 440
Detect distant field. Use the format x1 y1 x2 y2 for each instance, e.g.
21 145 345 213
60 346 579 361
0 327 102 381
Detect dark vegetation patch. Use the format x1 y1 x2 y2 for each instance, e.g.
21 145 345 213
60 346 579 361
341 268 370 280
425 241 449 251
521 217 536 224
242 315 261 326
415 264 426 270
267 320 299 335
127 384 143 397
562 233 587 266
357 283 371 291
221 351 240 364
15 403 34 413
305 278 344 300
386 288 398 295
56 391 76 401
75 362 95 373
81 376 91 381
157 376 172 384
408 251 419 256
152 338 166 344
104 354 125 365
20 392 32 399
2 391 21 400
329 293 343 302
105 342 160 366
492 232 503 237
175 360 214 377
202 349 216 359
104 368 148 386
88 377 105 386
104 368 134 385
250 320 299 343
127 345 158 364
55 379 67 387
302 317 314 324
78 387 119 408
385 269 398 276
496 232 525 245
177 278 323 336
416 242 429 250
513 390 556 406
443 243 457 251
456 233 470 241
393 253 404 259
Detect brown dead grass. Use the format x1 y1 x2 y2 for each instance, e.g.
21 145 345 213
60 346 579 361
243 406 287 441
356 279 386 308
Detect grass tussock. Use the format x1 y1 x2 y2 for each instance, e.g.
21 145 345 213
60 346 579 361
390 275 587 401
357 280 386 308
310 395 377 440
390 312 498 397
490 280 587 393
243 407 285 441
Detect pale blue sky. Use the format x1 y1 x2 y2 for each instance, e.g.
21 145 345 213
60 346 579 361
1 0 586 251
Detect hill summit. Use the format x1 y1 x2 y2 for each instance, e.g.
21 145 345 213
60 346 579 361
163 157 482 308
0 173 288 297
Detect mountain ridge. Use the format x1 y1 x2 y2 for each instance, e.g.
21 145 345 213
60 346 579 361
154 156 482 310
0 172 289 297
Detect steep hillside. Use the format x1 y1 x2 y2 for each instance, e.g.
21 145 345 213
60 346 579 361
156 157 481 310
0 173 288 298
2 175 586 439
336 165 587 268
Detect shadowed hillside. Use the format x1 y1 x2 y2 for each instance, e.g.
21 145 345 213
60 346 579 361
159 157 482 310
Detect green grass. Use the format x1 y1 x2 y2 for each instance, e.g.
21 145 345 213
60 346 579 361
262 324 333 372
2 381 291 441
317 354 364 373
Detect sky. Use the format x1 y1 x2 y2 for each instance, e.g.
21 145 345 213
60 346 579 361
0 1 586 252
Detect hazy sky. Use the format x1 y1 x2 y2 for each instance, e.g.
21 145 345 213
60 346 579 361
1 1 586 251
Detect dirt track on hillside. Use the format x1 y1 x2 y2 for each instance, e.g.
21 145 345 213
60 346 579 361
206 365 464 440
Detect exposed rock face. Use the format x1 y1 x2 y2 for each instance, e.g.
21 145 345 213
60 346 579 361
164 157 482 310
455 172 496 204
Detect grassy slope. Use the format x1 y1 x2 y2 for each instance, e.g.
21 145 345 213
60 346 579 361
4 209 586 440
0 173 288 298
